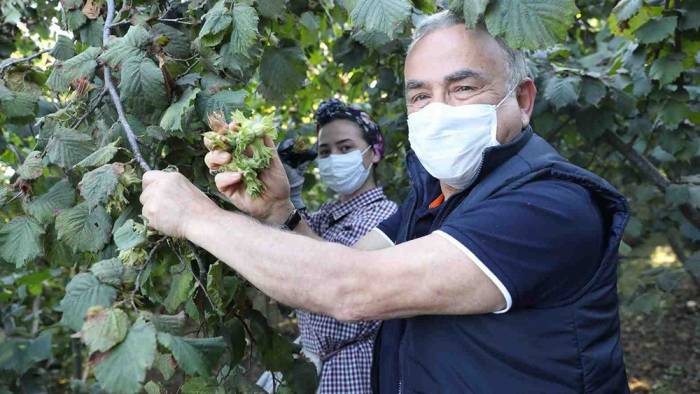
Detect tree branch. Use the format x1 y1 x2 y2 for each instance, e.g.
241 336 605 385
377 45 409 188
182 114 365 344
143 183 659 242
603 130 700 230
0 49 51 75
71 87 108 129
103 0 152 172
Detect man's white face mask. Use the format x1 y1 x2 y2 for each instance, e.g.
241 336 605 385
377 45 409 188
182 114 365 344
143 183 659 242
407 87 516 191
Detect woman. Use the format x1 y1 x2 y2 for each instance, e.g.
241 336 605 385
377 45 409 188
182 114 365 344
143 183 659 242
260 99 398 393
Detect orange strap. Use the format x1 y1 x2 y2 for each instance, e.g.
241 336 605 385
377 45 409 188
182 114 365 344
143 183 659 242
428 194 445 209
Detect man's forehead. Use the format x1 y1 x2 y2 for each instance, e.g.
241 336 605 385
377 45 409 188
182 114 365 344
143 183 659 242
404 25 506 84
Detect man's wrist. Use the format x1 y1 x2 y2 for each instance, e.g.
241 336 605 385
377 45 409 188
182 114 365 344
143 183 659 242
182 200 220 239
263 199 295 226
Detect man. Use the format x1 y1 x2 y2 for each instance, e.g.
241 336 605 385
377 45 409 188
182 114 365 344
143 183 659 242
140 11 630 393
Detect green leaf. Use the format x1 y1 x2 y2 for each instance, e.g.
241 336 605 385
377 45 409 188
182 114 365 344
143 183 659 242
76 140 120 168
448 0 490 29
229 5 258 57
47 47 100 92
144 381 161 394
0 216 44 268
51 35 76 61
98 25 151 68
352 30 392 48
65 9 87 30
149 312 187 335
154 352 176 381
94 317 157 394
687 252 700 279
0 91 38 121
153 23 192 59
259 46 306 101
348 0 411 39
90 258 126 286
612 0 642 22
59 273 118 331
206 262 225 315
201 90 247 119
0 332 52 375
160 87 200 133
224 319 246 366
544 75 581 109
181 377 224 394
635 16 677 44
649 53 684 85
485 0 578 50
119 57 167 107
655 270 684 292
666 184 689 206
157 333 211 376
26 178 76 223
257 0 287 19
198 1 232 47
79 164 120 208
113 219 147 251
164 268 194 313
46 127 95 168
81 307 130 354
16 151 44 180
581 78 607 107
55 202 112 253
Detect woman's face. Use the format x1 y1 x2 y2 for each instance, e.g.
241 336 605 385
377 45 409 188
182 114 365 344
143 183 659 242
317 119 378 168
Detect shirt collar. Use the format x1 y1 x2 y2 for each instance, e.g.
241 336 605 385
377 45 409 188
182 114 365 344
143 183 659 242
323 187 387 221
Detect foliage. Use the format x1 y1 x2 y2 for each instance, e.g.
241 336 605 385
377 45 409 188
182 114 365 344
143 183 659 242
0 0 697 392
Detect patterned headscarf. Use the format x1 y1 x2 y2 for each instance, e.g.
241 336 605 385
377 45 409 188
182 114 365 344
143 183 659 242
314 99 385 160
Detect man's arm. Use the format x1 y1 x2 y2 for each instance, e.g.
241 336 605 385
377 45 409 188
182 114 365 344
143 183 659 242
140 171 505 321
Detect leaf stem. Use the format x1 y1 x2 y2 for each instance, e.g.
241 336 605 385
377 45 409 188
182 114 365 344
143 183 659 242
0 48 51 75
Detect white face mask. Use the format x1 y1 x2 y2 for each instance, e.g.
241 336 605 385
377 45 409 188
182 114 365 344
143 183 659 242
317 146 372 195
407 89 514 190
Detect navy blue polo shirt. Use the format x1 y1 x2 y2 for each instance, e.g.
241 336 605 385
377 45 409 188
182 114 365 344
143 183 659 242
378 179 605 311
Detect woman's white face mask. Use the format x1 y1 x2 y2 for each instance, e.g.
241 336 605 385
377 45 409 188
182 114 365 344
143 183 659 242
317 146 372 195
407 87 515 190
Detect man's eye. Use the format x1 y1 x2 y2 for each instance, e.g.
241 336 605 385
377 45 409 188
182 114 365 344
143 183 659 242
412 93 429 103
455 85 474 92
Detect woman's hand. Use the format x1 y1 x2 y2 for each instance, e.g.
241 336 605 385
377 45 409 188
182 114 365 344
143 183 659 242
204 135 294 224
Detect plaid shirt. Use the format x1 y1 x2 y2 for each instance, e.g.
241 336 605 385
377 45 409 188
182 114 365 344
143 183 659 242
298 187 397 393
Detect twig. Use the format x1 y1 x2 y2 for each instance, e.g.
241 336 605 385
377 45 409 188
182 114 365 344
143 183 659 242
71 87 108 129
130 237 168 311
31 296 42 335
0 49 51 75
103 0 152 172
71 338 82 379
158 18 195 25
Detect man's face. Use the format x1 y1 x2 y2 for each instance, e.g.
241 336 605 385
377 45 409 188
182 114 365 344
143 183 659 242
404 24 527 143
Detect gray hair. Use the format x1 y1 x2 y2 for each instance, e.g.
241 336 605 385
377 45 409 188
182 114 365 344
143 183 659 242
407 10 530 92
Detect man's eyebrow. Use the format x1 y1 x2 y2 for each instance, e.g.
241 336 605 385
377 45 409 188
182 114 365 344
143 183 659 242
444 69 483 83
405 79 426 90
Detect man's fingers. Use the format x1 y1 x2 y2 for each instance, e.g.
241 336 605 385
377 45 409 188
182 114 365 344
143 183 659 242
204 151 232 169
142 170 164 189
215 172 242 192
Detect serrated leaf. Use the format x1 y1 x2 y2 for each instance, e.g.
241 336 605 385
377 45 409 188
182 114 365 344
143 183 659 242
98 25 151 68
59 273 117 331
79 164 120 208
0 332 52 375
181 377 223 394
485 0 578 50
81 307 130 354
206 262 224 315
155 352 177 381
352 30 392 48
448 0 489 29
228 5 258 57
259 46 306 101
17 151 44 180
90 258 125 286
198 1 232 47
0 216 44 268
46 127 95 168
649 53 684 85
52 35 76 60
0 91 38 121
119 57 167 107
544 75 581 109
157 333 210 376
257 0 287 19
76 140 120 168
149 312 187 335
164 269 194 313
26 179 76 223
153 23 191 58
65 9 87 30
635 16 677 44
160 87 200 132
47 47 100 92
93 317 156 394
113 219 147 251
581 78 607 107
612 0 642 22
144 381 161 394
201 90 247 118
55 202 112 253
348 0 410 39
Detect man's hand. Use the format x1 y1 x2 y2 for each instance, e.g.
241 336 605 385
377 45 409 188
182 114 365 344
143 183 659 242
204 136 294 224
140 171 218 238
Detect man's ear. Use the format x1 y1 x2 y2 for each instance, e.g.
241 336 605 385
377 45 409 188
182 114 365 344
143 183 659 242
517 79 537 128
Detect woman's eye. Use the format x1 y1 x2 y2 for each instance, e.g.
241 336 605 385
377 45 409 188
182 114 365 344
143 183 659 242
340 146 352 153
